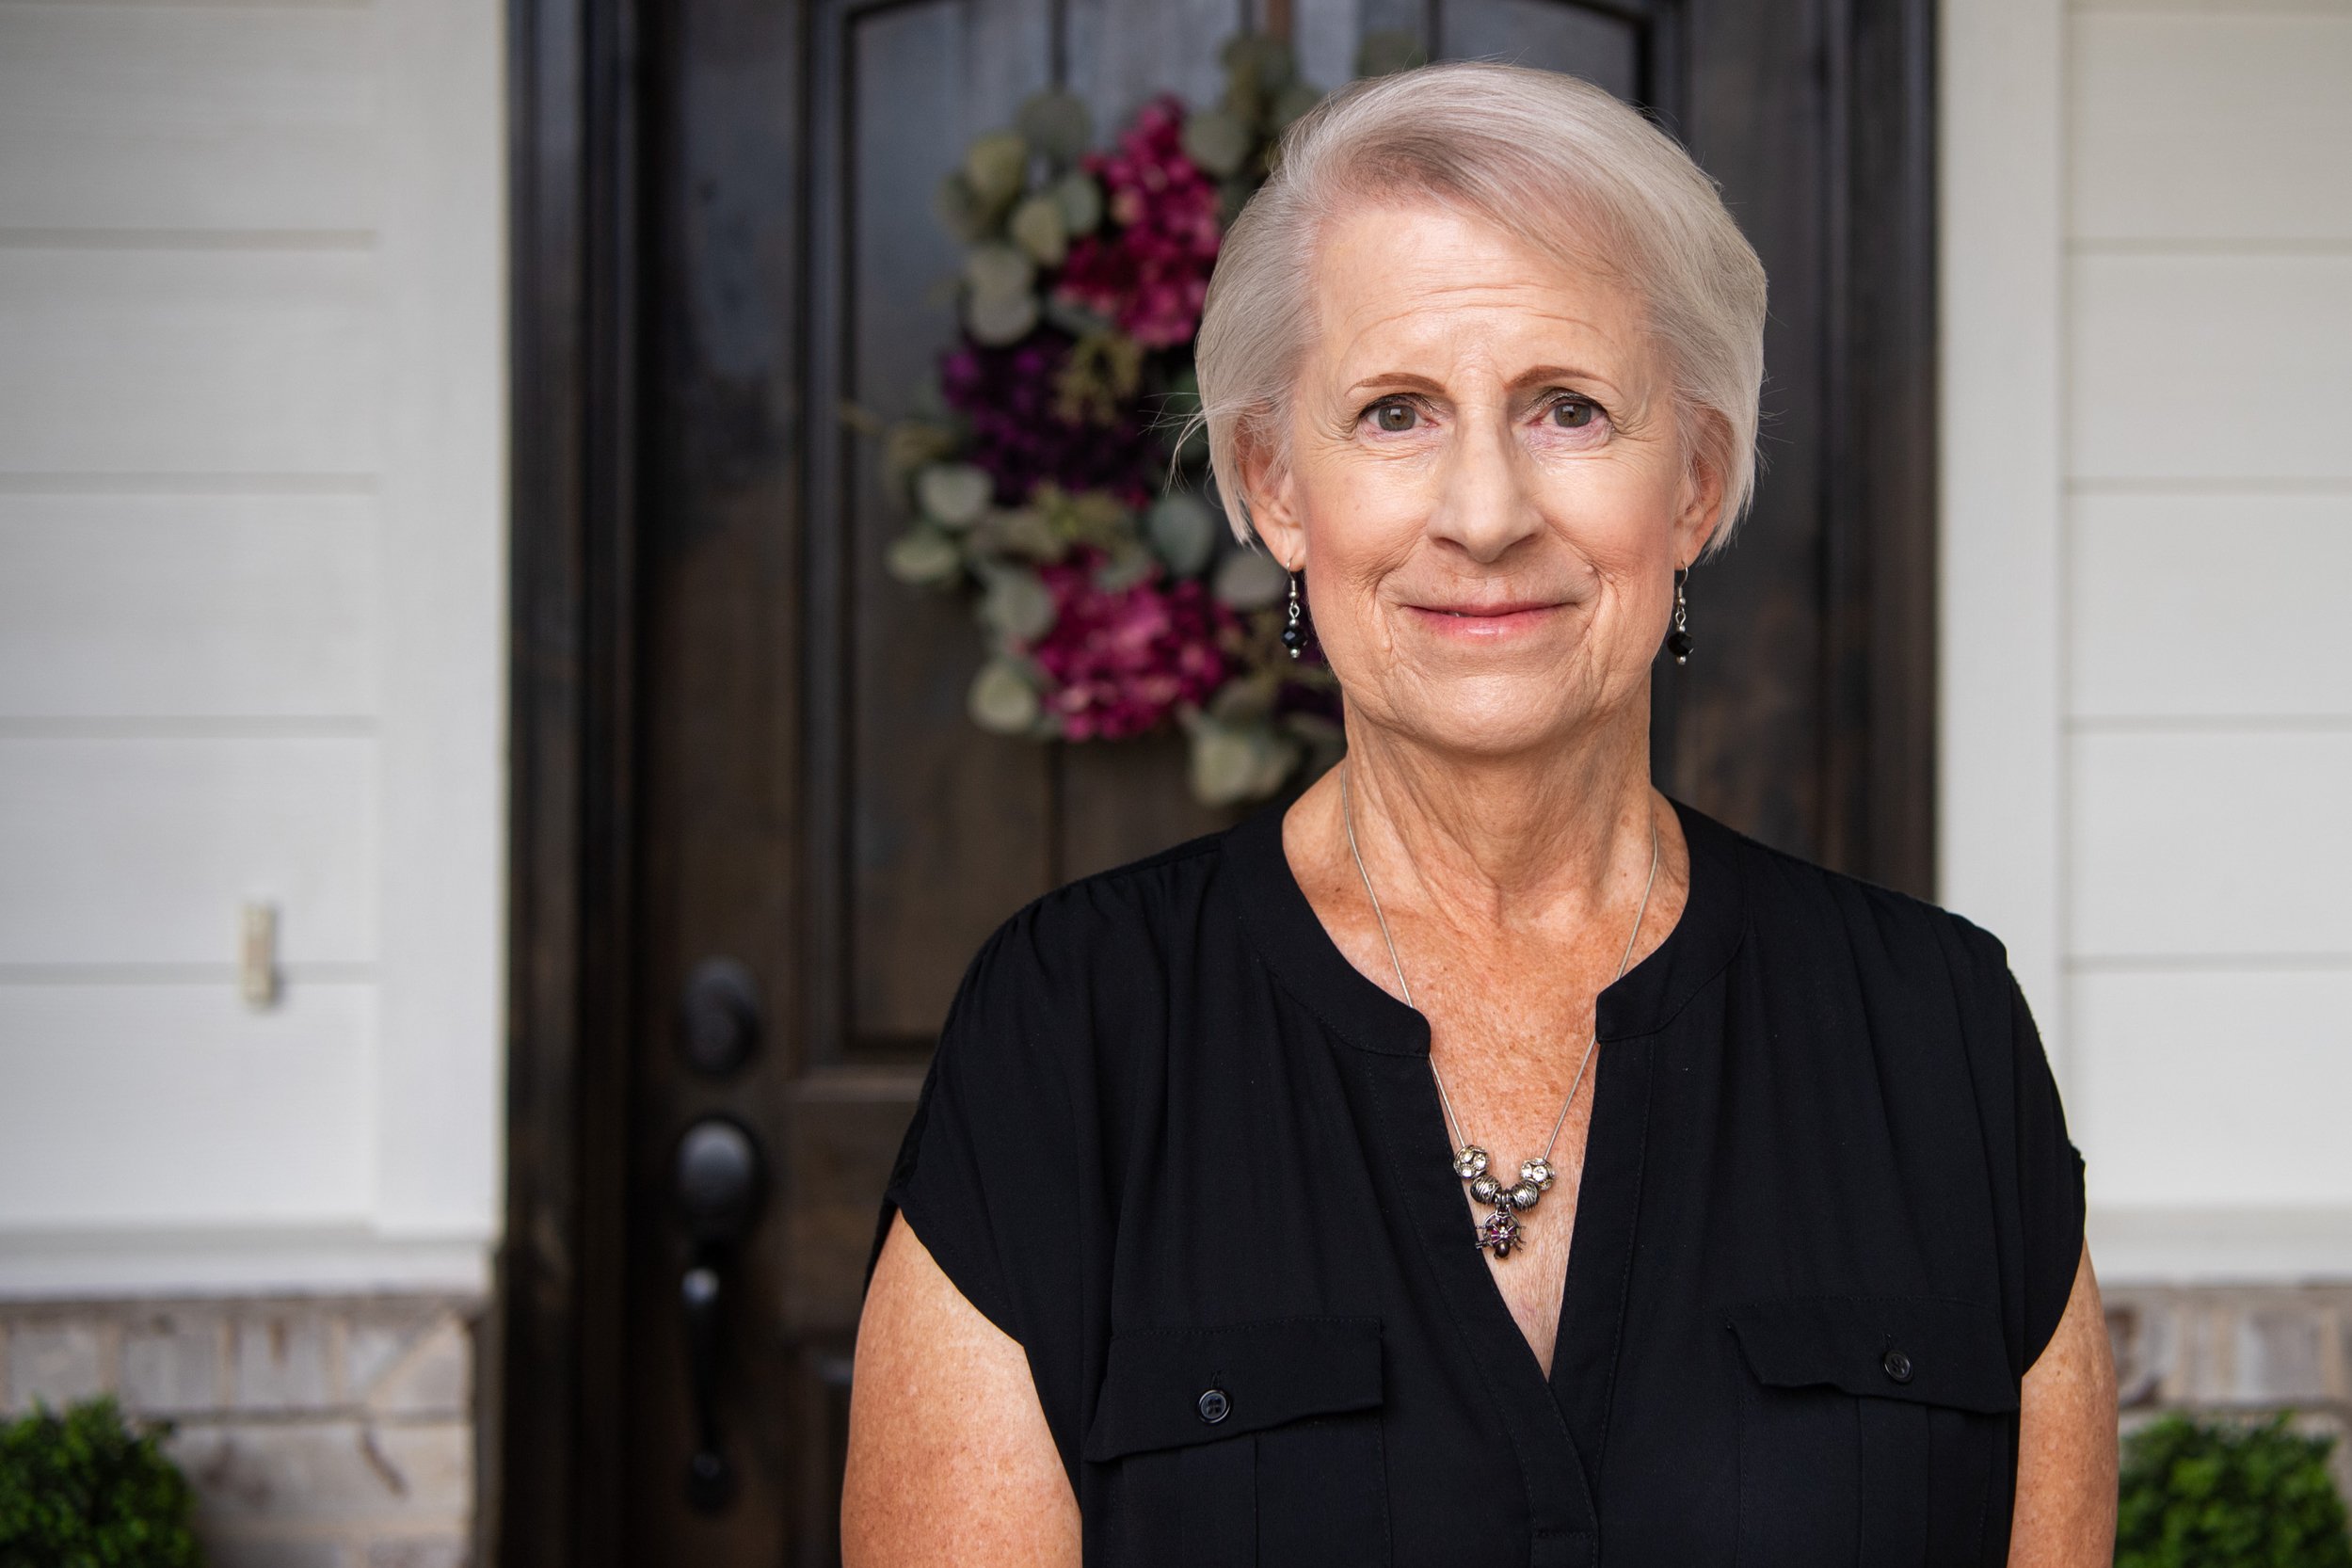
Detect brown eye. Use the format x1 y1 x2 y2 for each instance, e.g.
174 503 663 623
1371 399 1417 433
1551 396 1596 429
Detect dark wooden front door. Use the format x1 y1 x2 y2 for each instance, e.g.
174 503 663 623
499 0 1934 1561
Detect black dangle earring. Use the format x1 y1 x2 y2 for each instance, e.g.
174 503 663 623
1282 569 1308 660
1667 568 1693 666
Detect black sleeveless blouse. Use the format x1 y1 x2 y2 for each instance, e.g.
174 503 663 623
872 795 2086 1567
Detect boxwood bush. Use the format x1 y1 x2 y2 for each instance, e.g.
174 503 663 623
0 1398 202 1568
2118 1413 2352 1568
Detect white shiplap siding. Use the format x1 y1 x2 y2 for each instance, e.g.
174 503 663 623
2061 1 2352 1265
0 0 502 1290
0 4 377 234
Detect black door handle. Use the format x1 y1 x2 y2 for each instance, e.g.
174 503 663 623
673 1114 762 1512
680 957 760 1077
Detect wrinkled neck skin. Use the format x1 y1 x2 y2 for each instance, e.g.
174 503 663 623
1321 677 1664 944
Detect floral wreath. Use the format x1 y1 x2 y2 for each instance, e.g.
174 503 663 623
880 32 1421 806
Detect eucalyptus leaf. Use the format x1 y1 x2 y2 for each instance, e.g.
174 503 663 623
963 130 1030 211
1221 33 1296 94
1207 669 1278 725
968 658 1043 734
933 171 985 243
884 527 964 586
987 505 1065 561
1042 294 1113 339
1015 89 1094 166
1272 81 1323 130
1215 178 1256 230
883 421 960 494
1009 193 1069 265
965 290 1040 345
1355 29 1427 78
1287 712 1348 783
1283 711 1345 747
1156 369 1210 466
1180 108 1254 179
1147 493 1217 576
915 462 993 528
1212 547 1289 611
1251 728 1304 796
1092 539 1159 594
1187 720 1259 807
965 242 1037 302
1188 717 1302 807
978 565 1058 642
1052 171 1105 236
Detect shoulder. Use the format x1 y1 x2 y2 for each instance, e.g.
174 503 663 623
1674 808 2023 1066
1687 806 2018 1021
965 824 1231 992
936 824 1234 1088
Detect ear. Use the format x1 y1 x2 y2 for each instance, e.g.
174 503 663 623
1236 424 1307 571
1670 422 1729 568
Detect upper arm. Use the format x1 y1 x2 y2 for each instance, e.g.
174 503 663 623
2008 1241 2118 1568
842 1211 1081 1568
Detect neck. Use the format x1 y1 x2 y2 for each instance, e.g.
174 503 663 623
1332 697 1658 935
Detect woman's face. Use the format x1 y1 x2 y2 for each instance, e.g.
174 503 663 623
1244 200 1722 761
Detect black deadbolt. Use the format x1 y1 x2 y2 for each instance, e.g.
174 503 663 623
674 1116 762 1242
680 957 761 1078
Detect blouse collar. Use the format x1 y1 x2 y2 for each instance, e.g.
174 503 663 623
1224 782 1748 1056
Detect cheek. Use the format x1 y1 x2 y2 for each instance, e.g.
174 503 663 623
1531 461 1687 575
1294 462 1426 579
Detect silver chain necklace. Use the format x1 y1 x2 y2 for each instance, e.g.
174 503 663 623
1339 760 1660 1259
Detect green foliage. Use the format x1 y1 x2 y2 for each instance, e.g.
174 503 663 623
2117 1414 2352 1568
0 1398 203 1568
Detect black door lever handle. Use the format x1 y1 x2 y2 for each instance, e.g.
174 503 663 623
673 1115 762 1512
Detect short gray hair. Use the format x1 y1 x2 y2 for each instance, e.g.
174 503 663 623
1190 60 1768 553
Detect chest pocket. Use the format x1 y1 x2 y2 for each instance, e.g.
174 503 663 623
1083 1316 1388 1568
1728 1294 2020 1568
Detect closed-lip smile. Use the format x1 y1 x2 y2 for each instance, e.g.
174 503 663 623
1418 600 1557 616
1403 598 1566 636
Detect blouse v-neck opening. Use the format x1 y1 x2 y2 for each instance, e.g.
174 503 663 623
1223 785 1752 1512
1224 786 1746 1058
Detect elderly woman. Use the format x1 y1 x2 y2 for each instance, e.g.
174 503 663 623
844 61 2116 1566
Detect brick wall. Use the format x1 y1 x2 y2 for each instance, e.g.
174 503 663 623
2105 1283 2352 1500
4 1283 2346 1553
0 1293 481 1567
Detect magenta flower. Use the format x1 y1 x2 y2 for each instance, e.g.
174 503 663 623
1023 551 1239 739
1053 96 1223 349
939 330 1159 505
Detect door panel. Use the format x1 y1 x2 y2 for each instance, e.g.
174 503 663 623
503 0 1937 1560
1442 1 1640 96
820 0 1052 1049
828 0 1682 1055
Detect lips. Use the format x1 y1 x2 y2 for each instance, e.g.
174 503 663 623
1401 600 1565 639
1422 601 1557 617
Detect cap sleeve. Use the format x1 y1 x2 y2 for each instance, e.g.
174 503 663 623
869 904 1080 1352
2006 971 2088 1370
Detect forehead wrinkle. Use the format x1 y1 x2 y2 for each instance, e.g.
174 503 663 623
1300 206 1669 429
1319 301 1647 407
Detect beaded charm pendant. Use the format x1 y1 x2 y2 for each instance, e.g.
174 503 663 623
1457 1145 1553 1258
1476 1207 1522 1257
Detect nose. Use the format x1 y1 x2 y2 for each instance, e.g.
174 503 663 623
1425 403 1544 564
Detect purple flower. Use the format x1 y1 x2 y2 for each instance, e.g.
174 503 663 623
1053 97 1223 349
939 331 1159 505
1023 550 1240 740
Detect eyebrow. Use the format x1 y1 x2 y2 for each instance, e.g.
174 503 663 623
1343 365 1610 399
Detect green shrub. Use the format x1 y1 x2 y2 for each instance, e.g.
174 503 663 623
2118 1413 2352 1568
0 1398 202 1568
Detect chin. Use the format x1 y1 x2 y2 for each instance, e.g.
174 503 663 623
1386 680 1599 760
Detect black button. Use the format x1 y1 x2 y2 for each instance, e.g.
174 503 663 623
1197 1387 1230 1424
1881 1348 1914 1384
